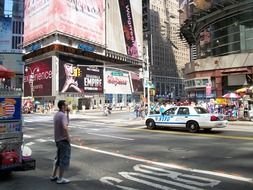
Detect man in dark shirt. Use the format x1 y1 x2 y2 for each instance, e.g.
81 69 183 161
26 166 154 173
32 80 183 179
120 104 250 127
50 100 71 184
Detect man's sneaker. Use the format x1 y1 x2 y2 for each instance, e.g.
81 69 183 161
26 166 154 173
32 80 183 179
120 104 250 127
50 176 58 181
56 178 70 184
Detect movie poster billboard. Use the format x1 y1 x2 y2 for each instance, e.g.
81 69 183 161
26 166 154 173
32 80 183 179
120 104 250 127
24 0 105 46
24 58 52 97
118 0 138 58
59 58 103 94
0 17 12 52
104 69 132 94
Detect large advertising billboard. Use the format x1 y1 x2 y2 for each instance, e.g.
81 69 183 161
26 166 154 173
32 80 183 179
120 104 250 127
55 0 105 45
104 69 132 94
59 57 103 94
106 0 142 58
24 0 55 45
24 58 52 97
0 17 12 52
24 0 105 46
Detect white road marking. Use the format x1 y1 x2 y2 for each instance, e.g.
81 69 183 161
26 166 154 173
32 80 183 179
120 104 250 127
23 134 32 138
87 133 134 141
36 139 49 143
133 164 220 187
71 144 253 183
25 142 35 146
120 172 202 190
100 177 138 190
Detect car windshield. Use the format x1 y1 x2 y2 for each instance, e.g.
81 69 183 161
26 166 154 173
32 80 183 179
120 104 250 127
194 107 209 114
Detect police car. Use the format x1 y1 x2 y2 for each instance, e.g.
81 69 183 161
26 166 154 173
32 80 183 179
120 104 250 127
145 106 228 133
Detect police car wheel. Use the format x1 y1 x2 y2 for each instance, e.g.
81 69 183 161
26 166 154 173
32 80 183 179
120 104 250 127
146 119 156 130
187 121 199 133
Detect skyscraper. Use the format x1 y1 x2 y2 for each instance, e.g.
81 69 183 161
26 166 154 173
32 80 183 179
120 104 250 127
144 0 190 100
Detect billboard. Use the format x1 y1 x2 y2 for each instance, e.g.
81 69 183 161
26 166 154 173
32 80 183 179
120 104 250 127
104 69 132 94
24 58 52 97
0 17 12 52
130 72 143 93
24 0 105 46
55 0 105 45
59 57 103 94
118 0 138 58
24 0 55 44
106 0 142 58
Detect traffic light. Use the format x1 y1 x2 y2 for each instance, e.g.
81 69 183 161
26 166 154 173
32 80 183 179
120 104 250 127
76 68 81 77
73 67 81 77
73 68 78 77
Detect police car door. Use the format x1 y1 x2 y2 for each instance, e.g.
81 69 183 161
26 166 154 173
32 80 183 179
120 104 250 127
174 107 190 128
160 107 178 127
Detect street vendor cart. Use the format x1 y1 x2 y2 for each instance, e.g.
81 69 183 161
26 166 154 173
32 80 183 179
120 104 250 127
0 66 35 174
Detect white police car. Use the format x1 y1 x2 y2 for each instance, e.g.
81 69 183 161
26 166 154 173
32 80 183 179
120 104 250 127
145 106 228 133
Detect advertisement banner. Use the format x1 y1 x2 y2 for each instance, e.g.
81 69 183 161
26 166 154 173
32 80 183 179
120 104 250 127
118 0 138 58
0 97 21 121
24 0 55 45
24 0 105 46
55 0 105 45
206 83 212 97
130 72 143 93
59 58 103 94
104 69 132 94
0 17 12 52
24 58 52 97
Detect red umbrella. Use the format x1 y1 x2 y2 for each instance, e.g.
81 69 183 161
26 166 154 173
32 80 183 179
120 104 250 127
0 65 15 78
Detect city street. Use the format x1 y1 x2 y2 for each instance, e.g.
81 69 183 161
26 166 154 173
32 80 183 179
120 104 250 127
1 111 253 190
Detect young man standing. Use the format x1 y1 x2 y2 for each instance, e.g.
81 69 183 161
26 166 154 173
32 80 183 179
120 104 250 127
50 100 71 184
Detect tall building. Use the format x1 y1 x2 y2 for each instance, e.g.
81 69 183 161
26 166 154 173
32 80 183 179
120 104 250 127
144 0 190 100
22 0 143 109
0 0 24 90
180 0 253 102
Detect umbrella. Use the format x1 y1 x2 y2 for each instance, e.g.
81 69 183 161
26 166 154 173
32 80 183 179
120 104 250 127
235 87 248 93
222 92 241 99
34 101 40 104
0 65 15 78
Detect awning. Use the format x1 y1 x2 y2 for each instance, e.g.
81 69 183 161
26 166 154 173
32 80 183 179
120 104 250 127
0 65 15 78
221 68 249 74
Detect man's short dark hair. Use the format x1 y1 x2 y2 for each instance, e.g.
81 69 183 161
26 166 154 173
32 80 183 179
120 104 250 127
58 100 66 110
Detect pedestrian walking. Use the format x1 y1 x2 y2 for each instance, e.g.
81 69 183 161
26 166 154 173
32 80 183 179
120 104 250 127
50 100 71 184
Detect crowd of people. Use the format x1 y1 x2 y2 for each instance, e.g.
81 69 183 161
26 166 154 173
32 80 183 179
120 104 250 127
131 100 253 121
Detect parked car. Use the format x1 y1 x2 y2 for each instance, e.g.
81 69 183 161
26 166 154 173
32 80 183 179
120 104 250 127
145 106 228 133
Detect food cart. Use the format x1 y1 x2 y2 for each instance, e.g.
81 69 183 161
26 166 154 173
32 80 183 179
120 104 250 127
0 66 35 174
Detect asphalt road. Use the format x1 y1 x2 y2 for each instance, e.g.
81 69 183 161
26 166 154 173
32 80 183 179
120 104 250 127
1 111 253 190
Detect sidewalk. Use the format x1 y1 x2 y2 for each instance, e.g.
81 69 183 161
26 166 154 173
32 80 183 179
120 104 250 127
228 120 253 126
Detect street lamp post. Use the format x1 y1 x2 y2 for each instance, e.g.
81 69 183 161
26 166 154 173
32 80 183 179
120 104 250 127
25 66 39 100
